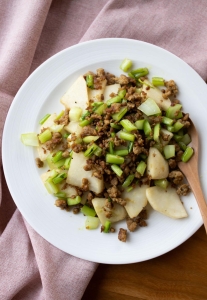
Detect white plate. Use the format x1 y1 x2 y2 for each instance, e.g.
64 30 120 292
2 38 207 264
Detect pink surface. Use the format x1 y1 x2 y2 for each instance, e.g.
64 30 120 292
1 0 207 299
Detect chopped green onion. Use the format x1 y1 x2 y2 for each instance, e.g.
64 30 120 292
21 133 39 146
161 116 174 126
138 98 161 116
143 120 152 136
106 95 122 106
122 174 135 188
51 151 63 163
55 110 64 121
181 146 194 162
103 220 111 233
106 154 124 165
83 136 99 143
39 114 51 125
112 107 128 122
67 196 82 206
152 77 165 86
114 149 128 156
81 205 96 217
79 119 93 127
64 157 72 169
111 132 116 138
120 58 133 72
86 74 94 88
52 172 67 184
69 107 83 122
178 141 187 151
166 104 182 119
111 164 123 177
85 216 100 230
119 131 135 142
136 161 146 176
46 155 66 169
84 144 98 157
135 119 145 130
63 133 70 139
126 186 134 192
94 146 102 157
180 133 191 145
38 129 52 144
44 178 59 194
94 103 107 115
120 119 137 132
154 179 169 189
118 89 126 98
110 123 122 130
109 141 114 154
173 134 182 142
163 145 175 159
138 79 154 88
80 110 90 121
130 67 149 78
54 192 67 199
153 123 160 143
167 121 184 133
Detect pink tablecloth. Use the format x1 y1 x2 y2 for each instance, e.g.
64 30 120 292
1 1 207 299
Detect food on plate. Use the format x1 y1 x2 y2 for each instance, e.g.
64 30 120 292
21 59 194 242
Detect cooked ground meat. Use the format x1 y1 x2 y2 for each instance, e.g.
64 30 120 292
80 126 97 137
45 132 62 151
177 184 191 196
163 80 178 98
168 159 177 169
55 109 69 126
82 178 89 191
55 199 67 210
118 228 127 242
35 158 44 168
168 171 184 185
126 218 138 232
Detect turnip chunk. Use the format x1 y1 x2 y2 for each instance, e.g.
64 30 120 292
60 76 88 110
147 147 169 179
142 80 171 111
92 198 127 225
146 186 188 219
88 79 107 102
67 152 104 194
64 121 83 136
103 83 121 101
160 128 174 146
122 185 148 218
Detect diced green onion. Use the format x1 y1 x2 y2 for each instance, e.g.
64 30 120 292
110 123 122 130
94 103 107 115
167 121 184 133
114 149 129 156
52 172 67 184
138 98 161 116
67 196 82 206
84 144 98 157
120 58 133 72
154 179 169 189
122 174 135 188
163 145 175 159
85 216 100 230
143 120 152 136
119 131 135 142
178 141 187 151
86 74 94 88
80 110 90 121
21 133 39 147
103 220 111 233
109 141 114 154
120 119 137 132
126 186 134 192
69 107 83 122
173 134 182 142
112 107 128 122
55 110 64 121
46 155 66 169
135 119 145 130
138 79 154 88
180 133 191 145
111 132 116 138
106 154 124 165
181 146 194 162
130 67 149 78
51 151 63 163
44 178 59 194
39 114 51 125
118 89 126 98
83 136 99 143
64 157 72 169
166 104 182 119
94 146 102 157
81 205 96 217
106 95 122 106
128 141 134 153
54 192 67 199
153 123 160 143
38 129 52 144
152 77 165 86
79 119 93 127
111 164 123 177
63 133 70 139
136 161 146 176
161 116 174 126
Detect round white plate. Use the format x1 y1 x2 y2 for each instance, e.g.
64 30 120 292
2 38 206 264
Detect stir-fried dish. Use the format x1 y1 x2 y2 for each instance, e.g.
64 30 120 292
21 59 194 242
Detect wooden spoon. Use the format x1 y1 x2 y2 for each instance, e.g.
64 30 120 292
178 120 207 232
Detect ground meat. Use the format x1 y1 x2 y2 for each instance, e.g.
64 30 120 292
177 184 191 196
113 198 127 206
44 132 62 151
118 228 127 242
163 80 178 98
168 158 177 169
107 186 121 198
55 199 67 210
115 74 130 85
105 103 121 114
111 177 118 186
55 109 69 126
81 178 89 191
105 72 116 85
168 171 184 185
126 218 138 232
71 143 86 153
73 207 80 214
35 158 44 168
62 150 70 158
80 126 97 137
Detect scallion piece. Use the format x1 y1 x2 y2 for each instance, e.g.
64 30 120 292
163 145 175 159
103 220 111 233
51 151 63 163
119 131 135 142
94 146 102 157
128 141 134 153
21 133 39 146
106 154 124 165
166 104 182 119
135 119 145 130
106 95 122 106
81 205 96 217
111 164 123 177
52 172 67 184
118 89 126 99
111 132 116 138
55 110 64 121
153 123 160 143
85 216 100 230
44 178 59 194
86 74 94 88
126 186 134 192
130 67 149 78
114 149 128 156
143 120 152 136
178 141 187 151
122 174 135 188
67 196 82 206
94 103 107 115
64 157 72 169
38 129 52 144
54 192 67 199
39 113 51 125
154 179 169 189
120 119 137 132
136 161 146 176
120 58 133 72
161 116 174 126
84 144 98 157
180 133 191 145
110 123 122 130
79 119 93 127
83 136 99 143
80 110 90 121
109 141 114 154
181 146 194 162
152 77 164 86
112 107 128 122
